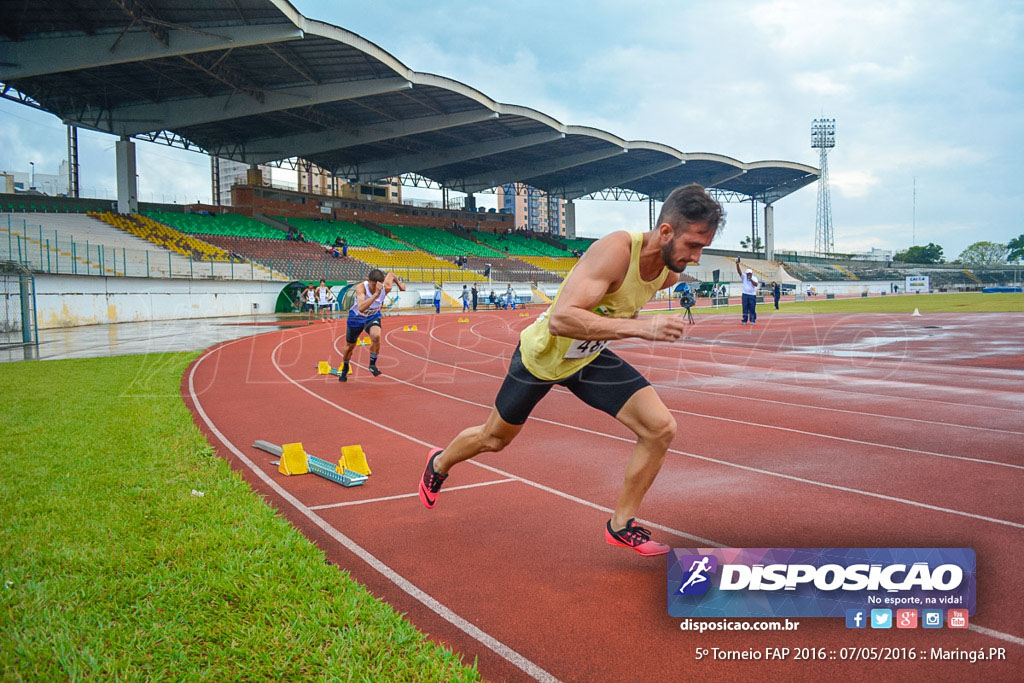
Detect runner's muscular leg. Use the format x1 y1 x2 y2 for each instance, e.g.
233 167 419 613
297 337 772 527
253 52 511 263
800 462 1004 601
368 325 381 354
609 386 676 529
433 407 523 475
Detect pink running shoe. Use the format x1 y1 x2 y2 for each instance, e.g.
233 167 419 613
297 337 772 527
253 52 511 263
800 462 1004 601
418 448 448 509
605 519 670 556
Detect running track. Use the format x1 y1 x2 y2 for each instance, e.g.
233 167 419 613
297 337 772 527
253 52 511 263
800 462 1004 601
183 310 1023 681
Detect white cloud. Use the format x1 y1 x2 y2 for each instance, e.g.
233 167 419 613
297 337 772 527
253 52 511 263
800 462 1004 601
829 169 881 198
791 71 850 96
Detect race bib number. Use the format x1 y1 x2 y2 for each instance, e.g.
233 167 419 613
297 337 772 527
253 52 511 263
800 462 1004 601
563 338 609 359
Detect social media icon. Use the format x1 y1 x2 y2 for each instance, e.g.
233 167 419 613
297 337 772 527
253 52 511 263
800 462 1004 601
922 609 943 629
896 609 918 628
947 609 968 629
870 609 892 629
846 609 867 629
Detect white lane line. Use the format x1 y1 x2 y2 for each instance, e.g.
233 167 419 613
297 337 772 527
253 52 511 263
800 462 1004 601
405 328 1023 471
440 320 1024 436
376 331 1024 530
321 330 1023 646
278 337 721 549
190 340 559 683
310 479 516 510
666 408 1024 471
465 321 1024 413
204 326 1024 649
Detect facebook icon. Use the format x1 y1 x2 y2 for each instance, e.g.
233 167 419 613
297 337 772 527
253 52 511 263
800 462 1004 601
846 609 867 629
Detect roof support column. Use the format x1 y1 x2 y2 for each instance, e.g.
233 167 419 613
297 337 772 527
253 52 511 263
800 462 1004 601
211 156 222 206
764 202 775 261
115 136 138 214
649 196 656 230
66 125 80 199
751 199 758 255
564 200 576 240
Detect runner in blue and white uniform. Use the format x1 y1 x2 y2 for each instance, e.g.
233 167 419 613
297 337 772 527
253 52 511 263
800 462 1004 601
340 269 405 382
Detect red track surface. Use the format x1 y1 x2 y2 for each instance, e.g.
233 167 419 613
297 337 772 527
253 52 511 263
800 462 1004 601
183 310 1023 681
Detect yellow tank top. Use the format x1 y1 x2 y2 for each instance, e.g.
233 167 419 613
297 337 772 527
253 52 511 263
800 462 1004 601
519 231 669 381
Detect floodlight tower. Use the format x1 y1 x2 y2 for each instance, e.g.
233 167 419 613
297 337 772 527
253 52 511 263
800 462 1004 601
811 117 836 256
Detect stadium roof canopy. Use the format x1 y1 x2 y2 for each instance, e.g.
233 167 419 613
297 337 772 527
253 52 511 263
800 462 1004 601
0 0 818 203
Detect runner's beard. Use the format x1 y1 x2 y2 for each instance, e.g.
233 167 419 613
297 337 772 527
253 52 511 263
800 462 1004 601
661 241 686 273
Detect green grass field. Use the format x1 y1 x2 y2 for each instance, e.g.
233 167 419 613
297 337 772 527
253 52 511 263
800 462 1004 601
665 292 1024 316
0 353 478 681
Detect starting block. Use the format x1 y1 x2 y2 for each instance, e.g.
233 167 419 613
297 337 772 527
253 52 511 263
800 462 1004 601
339 444 371 476
519 312 529 317
459 317 469 323
357 337 371 346
316 361 351 378
402 324 420 332
253 440 368 487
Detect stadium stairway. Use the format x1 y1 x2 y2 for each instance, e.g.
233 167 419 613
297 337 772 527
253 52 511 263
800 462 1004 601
962 268 982 284
832 264 860 280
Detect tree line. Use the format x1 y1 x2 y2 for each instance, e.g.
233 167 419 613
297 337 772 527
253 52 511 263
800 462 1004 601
894 234 1023 265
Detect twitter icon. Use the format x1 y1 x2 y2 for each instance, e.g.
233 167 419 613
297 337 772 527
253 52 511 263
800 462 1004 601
870 609 892 629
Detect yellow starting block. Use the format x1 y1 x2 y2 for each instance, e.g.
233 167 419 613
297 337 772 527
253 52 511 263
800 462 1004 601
316 361 351 377
339 444 371 476
459 317 470 323
357 337 371 346
519 312 529 317
254 440 368 487
280 442 309 476
411 324 418 331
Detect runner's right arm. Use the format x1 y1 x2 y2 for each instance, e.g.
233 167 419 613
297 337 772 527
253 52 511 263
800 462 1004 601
354 284 377 313
547 232 687 343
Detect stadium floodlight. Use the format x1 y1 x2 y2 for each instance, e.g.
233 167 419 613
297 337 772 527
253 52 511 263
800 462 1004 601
811 118 836 149
812 118 836 255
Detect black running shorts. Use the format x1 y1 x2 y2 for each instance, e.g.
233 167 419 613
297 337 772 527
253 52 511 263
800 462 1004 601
494 344 650 425
345 317 381 344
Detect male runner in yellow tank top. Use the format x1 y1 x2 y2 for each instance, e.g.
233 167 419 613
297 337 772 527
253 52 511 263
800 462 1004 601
418 184 724 556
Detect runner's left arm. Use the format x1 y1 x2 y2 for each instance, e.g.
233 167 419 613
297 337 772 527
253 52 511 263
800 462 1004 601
384 272 407 292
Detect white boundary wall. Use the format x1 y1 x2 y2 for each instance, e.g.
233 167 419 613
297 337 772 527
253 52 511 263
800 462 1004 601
35 274 284 328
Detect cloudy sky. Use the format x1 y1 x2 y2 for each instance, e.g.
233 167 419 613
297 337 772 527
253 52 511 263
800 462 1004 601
2 0 1021 258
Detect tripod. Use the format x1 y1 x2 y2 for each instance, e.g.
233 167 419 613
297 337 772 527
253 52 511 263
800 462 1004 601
680 296 696 324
